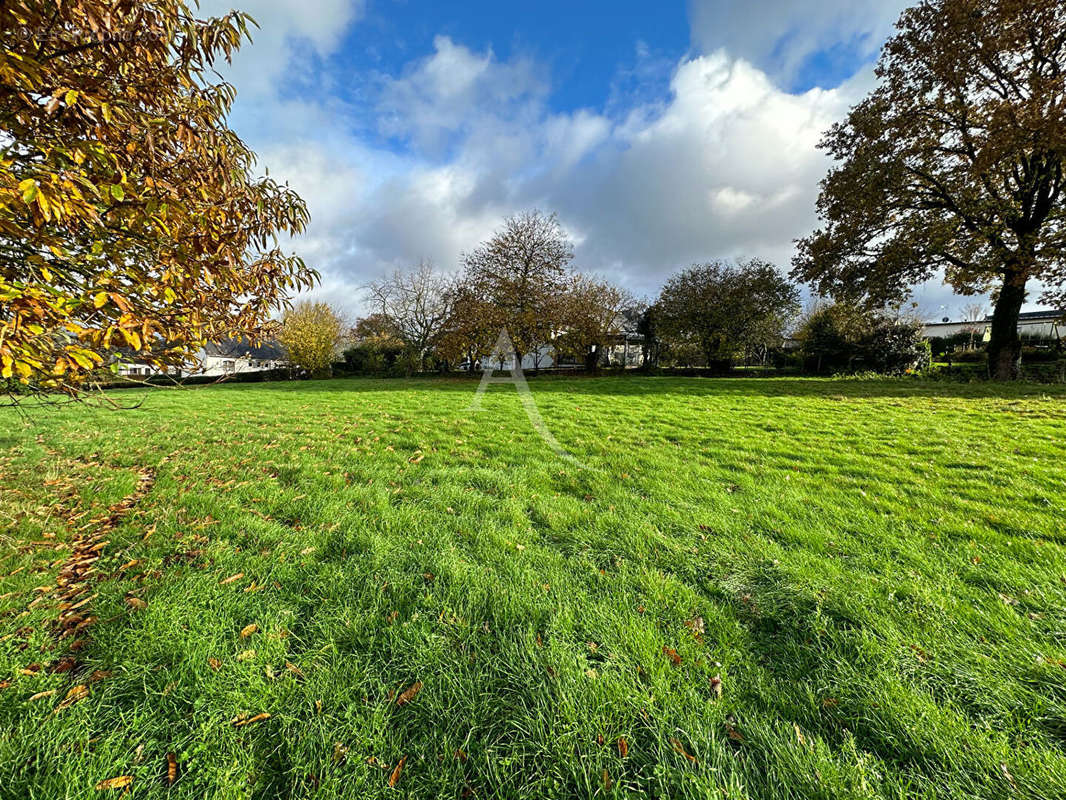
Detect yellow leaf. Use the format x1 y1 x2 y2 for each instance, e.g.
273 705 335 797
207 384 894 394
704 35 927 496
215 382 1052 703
93 292 108 309
94 775 133 791
240 624 258 638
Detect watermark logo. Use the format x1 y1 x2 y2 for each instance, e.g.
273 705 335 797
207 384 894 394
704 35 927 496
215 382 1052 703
469 329 582 466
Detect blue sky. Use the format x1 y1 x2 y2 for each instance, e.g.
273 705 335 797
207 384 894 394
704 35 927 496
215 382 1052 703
201 0 981 318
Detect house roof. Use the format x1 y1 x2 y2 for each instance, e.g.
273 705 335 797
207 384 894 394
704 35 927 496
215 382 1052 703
203 338 286 360
924 309 1063 326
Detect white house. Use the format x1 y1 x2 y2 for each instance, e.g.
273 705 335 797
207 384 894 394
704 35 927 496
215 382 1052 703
922 309 1063 342
116 338 287 379
196 339 287 377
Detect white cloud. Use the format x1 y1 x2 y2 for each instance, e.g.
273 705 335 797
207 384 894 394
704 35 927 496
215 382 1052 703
197 0 364 96
199 7 979 317
687 0 909 87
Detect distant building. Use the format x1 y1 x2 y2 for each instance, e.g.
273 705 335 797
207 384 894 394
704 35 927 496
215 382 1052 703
197 339 287 376
116 338 287 379
921 309 1063 342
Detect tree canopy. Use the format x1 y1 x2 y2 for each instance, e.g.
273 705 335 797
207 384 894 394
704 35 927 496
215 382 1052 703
654 260 799 368
0 0 315 396
793 0 1066 379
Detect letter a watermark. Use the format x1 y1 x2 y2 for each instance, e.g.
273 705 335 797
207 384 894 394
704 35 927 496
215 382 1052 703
469 329 582 466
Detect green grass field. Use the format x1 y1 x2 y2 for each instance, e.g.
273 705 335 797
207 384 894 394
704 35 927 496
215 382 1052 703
2 376 1066 799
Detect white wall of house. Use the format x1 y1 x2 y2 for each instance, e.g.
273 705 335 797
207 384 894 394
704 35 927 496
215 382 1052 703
195 354 286 377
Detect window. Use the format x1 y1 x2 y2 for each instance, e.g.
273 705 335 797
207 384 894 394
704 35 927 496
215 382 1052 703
222 360 235 374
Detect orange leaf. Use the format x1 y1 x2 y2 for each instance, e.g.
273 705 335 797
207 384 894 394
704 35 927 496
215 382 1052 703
663 646 681 666
167 752 177 785
220 573 244 585
208 657 221 671
240 624 258 638
388 755 407 787
126 596 146 610
396 681 422 706
617 737 628 758
669 737 696 762
94 775 133 791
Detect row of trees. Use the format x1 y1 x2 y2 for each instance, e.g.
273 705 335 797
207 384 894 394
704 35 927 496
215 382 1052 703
350 212 634 374
338 212 817 375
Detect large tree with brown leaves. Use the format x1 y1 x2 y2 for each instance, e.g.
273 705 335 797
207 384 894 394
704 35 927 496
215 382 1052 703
793 0 1066 380
0 0 315 396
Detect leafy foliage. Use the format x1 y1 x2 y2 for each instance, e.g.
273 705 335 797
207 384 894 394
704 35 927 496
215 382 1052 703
793 0 1066 379
0 0 315 396
277 302 343 376
796 302 931 374
653 261 799 368
460 210 574 362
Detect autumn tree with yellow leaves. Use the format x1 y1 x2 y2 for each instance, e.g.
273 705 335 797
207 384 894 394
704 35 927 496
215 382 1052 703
278 301 344 377
0 0 316 396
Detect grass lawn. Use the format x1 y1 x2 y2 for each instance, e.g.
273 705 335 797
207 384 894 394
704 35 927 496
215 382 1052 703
2 376 1066 799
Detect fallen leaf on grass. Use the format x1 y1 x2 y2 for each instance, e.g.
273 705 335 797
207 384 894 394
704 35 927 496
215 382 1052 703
710 674 723 699
396 681 422 706
56 684 88 709
408 453 424 464
208 658 221 671
285 661 305 678
332 743 349 764
663 647 681 666
669 737 696 762
603 770 612 791
220 573 244 585
95 775 133 791
29 689 57 702
725 722 744 742
617 737 628 757
167 752 177 784
240 624 258 638
236 650 256 662
454 749 467 762
388 755 407 787
232 712 270 727
1000 763 1018 791
125 596 146 610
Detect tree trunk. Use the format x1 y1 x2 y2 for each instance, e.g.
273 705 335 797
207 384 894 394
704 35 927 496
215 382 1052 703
987 273 1026 381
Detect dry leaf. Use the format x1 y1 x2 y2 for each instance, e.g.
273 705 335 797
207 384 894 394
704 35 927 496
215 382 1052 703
167 752 177 785
240 624 258 638
408 453 424 464
233 712 270 727
663 647 681 666
333 743 349 764
208 657 221 671
57 684 88 709
285 661 305 678
388 755 407 787
454 749 467 762
29 689 57 702
237 649 256 661
617 737 628 757
602 769 612 791
94 775 133 791
220 573 244 585
1000 763 1018 791
669 737 696 762
125 596 147 610
396 681 422 706
710 674 723 699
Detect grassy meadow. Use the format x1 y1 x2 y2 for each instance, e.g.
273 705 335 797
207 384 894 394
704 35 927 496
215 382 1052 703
1 376 1066 799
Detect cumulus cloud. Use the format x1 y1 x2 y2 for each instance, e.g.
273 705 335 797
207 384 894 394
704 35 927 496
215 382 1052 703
201 3 979 316
687 0 909 87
